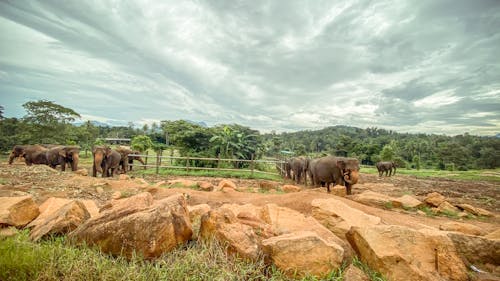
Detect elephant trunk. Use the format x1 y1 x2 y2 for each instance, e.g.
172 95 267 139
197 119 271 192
94 154 104 173
343 170 360 185
72 153 79 171
8 152 16 164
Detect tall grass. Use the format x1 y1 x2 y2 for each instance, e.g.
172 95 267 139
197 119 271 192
0 230 385 281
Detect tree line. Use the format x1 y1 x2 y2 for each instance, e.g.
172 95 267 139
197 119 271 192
0 100 498 170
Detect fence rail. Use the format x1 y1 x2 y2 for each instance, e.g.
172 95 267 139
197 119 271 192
128 153 288 176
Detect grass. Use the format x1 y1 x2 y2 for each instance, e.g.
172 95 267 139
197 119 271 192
361 166 500 182
0 230 386 281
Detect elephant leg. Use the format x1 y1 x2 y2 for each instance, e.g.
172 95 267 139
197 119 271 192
61 161 66 172
346 183 352 195
92 164 97 177
326 182 331 193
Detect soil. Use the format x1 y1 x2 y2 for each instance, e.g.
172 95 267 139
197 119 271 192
1 161 499 234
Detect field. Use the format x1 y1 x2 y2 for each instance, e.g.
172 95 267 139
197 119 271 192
0 156 499 280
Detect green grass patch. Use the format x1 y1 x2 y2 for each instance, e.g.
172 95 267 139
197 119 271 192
361 166 500 182
352 256 387 281
418 206 436 217
131 167 282 181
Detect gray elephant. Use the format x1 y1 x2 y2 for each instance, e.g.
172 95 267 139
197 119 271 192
115 147 145 172
309 156 360 195
289 156 310 185
376 161 396 177
46 146 80 171
8 144 47 165
92 146 124 177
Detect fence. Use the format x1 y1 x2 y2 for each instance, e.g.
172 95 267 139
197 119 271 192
129 152 288 177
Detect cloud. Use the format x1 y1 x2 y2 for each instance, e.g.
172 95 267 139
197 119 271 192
0 0 499 135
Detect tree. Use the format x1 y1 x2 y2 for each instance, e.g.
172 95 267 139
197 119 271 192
131 135 153 152
0 105 4 119
22 100 81 144
380 144 395 161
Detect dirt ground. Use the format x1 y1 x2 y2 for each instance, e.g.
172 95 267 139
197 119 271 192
0 162 498 234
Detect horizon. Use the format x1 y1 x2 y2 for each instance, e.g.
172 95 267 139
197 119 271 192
1 1 499 136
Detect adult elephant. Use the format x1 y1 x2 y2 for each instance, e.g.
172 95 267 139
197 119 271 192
92 146 123 177
289 156 310 185
376 161 396 177
309 156 360 195
115 147 145 172
8 145 47 165
46 146 80 171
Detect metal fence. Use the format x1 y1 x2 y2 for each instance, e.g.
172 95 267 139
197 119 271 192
129 152 288 176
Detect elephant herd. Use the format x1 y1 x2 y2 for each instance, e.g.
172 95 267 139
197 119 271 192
284 156 360 195
7 144 144 177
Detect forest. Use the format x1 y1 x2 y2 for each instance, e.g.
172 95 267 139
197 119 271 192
0 100 498 170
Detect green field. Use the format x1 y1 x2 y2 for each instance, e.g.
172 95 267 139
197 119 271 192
361 166 500 182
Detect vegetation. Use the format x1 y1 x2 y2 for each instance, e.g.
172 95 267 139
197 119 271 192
1 100 499 173
0 230 384 281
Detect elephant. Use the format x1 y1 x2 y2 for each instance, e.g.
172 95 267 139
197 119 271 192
289 156 310 185
308 156 360 195
92 146 124 177
8 144 47 165
115 147 145 172
376 161 396 177
45 146 80 171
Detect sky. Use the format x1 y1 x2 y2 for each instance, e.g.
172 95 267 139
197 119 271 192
0 0 499 136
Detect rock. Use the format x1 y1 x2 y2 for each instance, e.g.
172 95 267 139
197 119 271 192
168 179 198 188
424 192 446 207
198 181 214 191
153 181 166 187
439 222 486 236
485 229 500 240
96 186 104 194
111 191 122 200
118 174 131 180
262 231 344 278
457 204 493 217
437 201 460 214
258 180 280 191
260 204 352 262
188 204 211 240
80 200 99 218
351 191 394 208
344 264 370 281
70 193 192 259
311 198 381 239
217 179 237 191
199 208 260 260
74 169 88 176
0 196 39 227
330 185 347 197
392 194 423 209
26 197 72 228
347 225 468 281
446 232 500 266
281 185 301 193
29 200 90 241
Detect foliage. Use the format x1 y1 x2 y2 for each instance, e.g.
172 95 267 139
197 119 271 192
131 135 154 152
0 105 4 119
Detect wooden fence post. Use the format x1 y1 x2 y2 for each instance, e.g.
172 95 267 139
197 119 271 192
250 154 255 177
156 151 160 175
144 151 148 170
186 156 190 173
217 153 221 172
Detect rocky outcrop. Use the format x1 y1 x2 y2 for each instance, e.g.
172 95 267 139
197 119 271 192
69 192 192 259
261 231 344 278
456 203 493 217
425 192 446 207
281 185 301 193
446 231 500 266
217 179 237 192
439 221 486 236
29 200 90 241
0 196 39 227
391 194 423 209
347 225 468 281
351 191 394 208
311 198 381 239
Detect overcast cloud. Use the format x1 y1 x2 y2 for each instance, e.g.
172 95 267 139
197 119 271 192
0 0 499 135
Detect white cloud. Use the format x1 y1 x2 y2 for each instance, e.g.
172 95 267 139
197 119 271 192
413 89 462 109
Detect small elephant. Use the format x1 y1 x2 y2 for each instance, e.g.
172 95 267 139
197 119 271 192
376 161 396 177
115 147 145 172
46 146 80 171
289 156 310 185
309 156 360 195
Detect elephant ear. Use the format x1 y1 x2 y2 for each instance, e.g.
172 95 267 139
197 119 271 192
105 147 113 156
336 160 346 169
58 149 66 157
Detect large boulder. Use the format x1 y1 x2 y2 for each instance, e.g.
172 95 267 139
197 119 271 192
439 221 486 236
446 231 500 266
69 192 192 259
456 203 493 217
347 225 468 281
217 179 237 191
0 196 39 227
188 204 211 240
424 192 446 207
391 195 423 209
29 200 90 241
311 198 381 239
27 197 72 229
351 191 394 208
261 231 344 278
